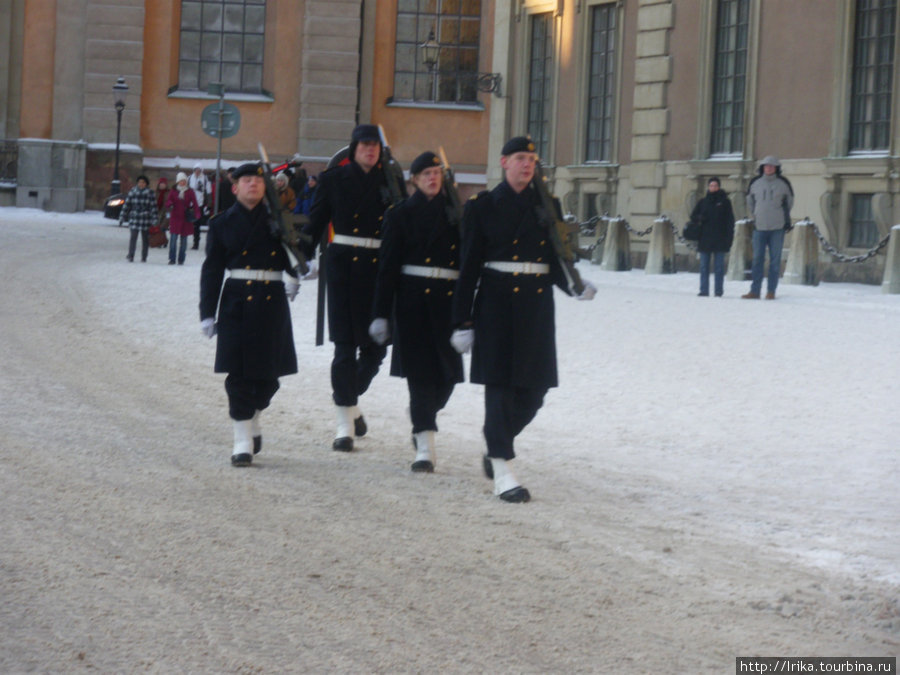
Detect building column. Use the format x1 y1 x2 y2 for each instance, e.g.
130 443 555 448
298 1 363 161
629 0 672 223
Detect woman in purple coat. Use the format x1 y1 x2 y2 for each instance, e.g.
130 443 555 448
165 172 200 265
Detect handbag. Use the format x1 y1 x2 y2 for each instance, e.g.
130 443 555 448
683 221 701 241
148 225 168 248
184 204 197 223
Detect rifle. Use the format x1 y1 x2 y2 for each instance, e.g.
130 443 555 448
531 161 586 295
377 124 406 207
271 158 304 176
437 146 463 229
258 142 310 276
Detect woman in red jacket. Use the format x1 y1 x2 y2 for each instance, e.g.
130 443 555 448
165 172 200 265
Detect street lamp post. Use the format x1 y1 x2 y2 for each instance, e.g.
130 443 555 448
111 77 129 196
420 29 440 100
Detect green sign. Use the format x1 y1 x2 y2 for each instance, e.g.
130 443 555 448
201 102 241 139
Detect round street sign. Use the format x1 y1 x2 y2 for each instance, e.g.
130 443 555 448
201 102 241 139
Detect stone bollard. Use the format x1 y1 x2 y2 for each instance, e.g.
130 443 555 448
599 216 632 271
726 219 754 281
882 224 900 294
645 216 676 274
782 218 820 286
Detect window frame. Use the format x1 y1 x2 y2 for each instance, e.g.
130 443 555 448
693 0 760 161
708 0 750 156
848 0 897 154
175 0 271 99
582 2 620 164
389 0 485 108
525 9 556 162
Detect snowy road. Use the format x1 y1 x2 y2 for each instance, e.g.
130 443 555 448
1 209 898 672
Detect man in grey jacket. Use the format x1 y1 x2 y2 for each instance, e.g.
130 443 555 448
743 156 794 299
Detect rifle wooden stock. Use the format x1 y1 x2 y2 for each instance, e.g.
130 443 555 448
258 143 310 276
438 146 463 229
532 163 586 295
377 125 405 207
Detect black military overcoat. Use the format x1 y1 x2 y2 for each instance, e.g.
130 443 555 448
373 190 464 385
199 201 298 379
452 181 571 389
303 161 405 345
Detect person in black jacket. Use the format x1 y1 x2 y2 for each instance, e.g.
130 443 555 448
199 162 300 467
451 136 596 503
301 124 407 451
369 151 464 473
689 176 735 297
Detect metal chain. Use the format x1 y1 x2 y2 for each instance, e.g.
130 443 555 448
797 217 892 263
622 220 654 237
578 214 601 237
570 212 891 262
571 215 605 257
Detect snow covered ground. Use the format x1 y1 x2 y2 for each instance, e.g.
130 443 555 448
1 206 898 671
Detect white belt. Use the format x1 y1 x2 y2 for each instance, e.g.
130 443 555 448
331 234 381 249
229 269 283 282
401 264 460 280
484 261 550 274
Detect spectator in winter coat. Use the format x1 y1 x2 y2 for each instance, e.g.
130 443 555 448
294 174 318 216
215 167 236 215
689 177 735 297
274 173 297 213
120 175 157 262
165 172 200 265
189 163 211 250
743 156 794 299
155 177 170 225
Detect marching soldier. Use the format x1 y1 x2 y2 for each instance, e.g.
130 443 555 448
199 162 301 467
369 151 464 472
302 124 407 451
451 136 596 502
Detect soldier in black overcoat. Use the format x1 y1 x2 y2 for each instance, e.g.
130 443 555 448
199 162 300 467
451 137 596 502
302 124 407 451
369 151 464 473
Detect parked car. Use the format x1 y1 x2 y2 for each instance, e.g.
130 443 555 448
104 193 125 222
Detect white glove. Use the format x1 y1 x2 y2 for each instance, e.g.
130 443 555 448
200 317 216 338
368 317 390 345
450 328 474 354
577 280 597 301
301 258 318 281
285 276 300 301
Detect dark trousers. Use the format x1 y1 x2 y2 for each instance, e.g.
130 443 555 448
483 384 548 460
331 341 387 407
225 374 280 421
127 229 149 261
408 379 455 433
193 214 207 248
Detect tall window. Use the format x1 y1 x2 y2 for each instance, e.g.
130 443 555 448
527 13 554 160
710 0 749 155
849 0 896 152
585 4 617 162
393 1 481 104
849 194 880 247
179 0 266 94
